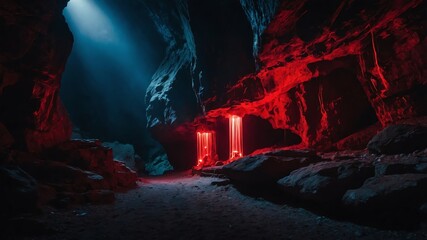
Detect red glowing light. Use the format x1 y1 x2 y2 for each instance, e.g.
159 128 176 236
229 115 243 160
195 131 217 169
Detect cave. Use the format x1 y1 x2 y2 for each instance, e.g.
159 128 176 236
1 0 427 239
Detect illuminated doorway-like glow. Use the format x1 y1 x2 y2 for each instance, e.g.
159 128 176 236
229 115 243 160
196 131 217 169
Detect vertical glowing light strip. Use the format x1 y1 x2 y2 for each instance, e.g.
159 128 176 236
229 115 243 160
196 131 216 169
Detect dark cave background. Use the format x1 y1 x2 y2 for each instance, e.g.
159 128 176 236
1 0 427 234
37 0 427 171
61 0 166 159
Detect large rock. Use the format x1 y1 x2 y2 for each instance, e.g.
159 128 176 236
278 159 374 203
113 161 137 189
374 155 427 176
145 152 173 176
0 165 38 217
43 140 116 185
343 174 427 213
201 0 426 153
16 158 110 193
222 149 321 186
103 141 137 170
0 0 73 152
367 124 427 155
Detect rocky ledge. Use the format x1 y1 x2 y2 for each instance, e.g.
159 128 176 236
0 139 137 219
200 124 427 228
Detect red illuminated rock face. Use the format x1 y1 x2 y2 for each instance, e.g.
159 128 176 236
0 0 72 152
145 0 426 169
204 0 427 150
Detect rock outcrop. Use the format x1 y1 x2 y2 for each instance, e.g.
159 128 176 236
278 158 375 203
367 124 427 155
221 149 321 186
7 140 137 208
204 0 427 151
144 0 426 168
0 0 73 152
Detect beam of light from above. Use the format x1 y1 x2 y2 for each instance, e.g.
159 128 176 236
63 0 144 78
64 0 115 42
61 0 155 150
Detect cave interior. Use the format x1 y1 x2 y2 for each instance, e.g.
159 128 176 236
1 0 427 239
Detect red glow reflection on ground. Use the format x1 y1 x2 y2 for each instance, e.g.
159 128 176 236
229 115 243 160
195 131 217 169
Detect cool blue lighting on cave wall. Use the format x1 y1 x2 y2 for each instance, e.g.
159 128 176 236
61 0 164 153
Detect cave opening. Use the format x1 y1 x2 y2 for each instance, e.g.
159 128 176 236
61 0 166 171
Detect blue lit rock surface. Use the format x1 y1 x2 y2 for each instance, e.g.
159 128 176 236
222 149 321 186
367 124 427 155
278 158 375 203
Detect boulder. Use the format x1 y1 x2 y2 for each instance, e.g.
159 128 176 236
343 174 427 212
278 159 374 203
103 141 137 170
374 155 427 176
222 150 321 186
43 140 115 175
18 159 110 193
114 161 137 189
367 125 427 155
0 165 38 217
334 124 381 151
144 152 173 176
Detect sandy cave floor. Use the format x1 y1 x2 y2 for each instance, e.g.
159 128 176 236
14 172 427 240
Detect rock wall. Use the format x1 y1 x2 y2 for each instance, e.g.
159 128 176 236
143 0 200 128
205 0 427 150
145 0 426 168
0 0 73 152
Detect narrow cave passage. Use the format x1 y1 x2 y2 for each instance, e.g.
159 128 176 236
34 174 426 240
61 0 164 161
1 0 426 239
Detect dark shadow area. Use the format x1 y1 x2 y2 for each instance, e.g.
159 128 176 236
243 115 301 154
229 181 423 231
213 115 302 161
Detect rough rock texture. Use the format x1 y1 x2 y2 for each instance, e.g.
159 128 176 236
367 124 427 155
240 0 280 62
6 140 137 207
19 160 110 193
42 140 137 189
0 0 138 213
143 0 200 128
278 158 375 203
222 149 321 186
374 154 427 176
0 165 38 217
144 151 173 176
114 161 138 188
204 0 427 151
0 0 73 152
103 141 137 170
144 0 426 169
343 174 427 214
334 123 381 151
